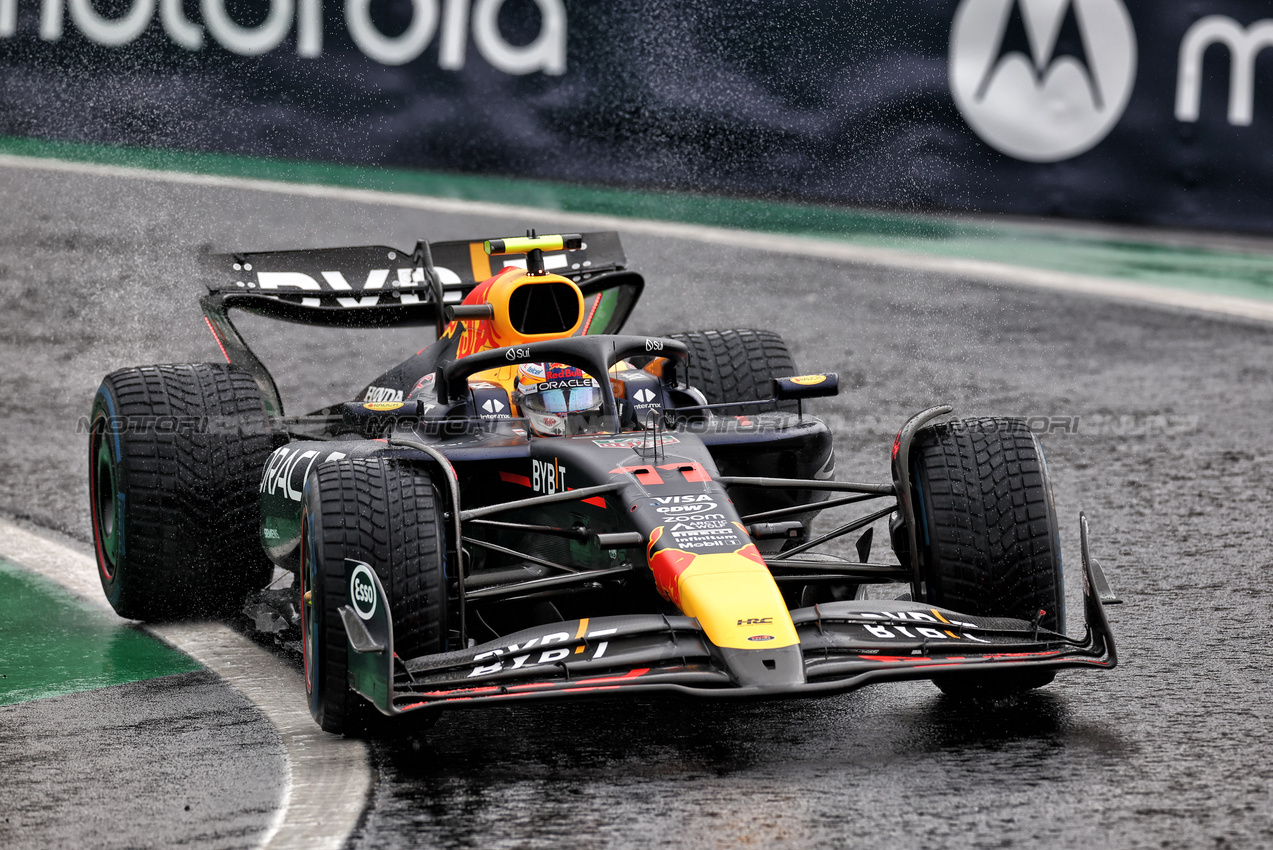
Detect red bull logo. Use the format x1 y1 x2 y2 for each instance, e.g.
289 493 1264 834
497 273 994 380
545 363 584 380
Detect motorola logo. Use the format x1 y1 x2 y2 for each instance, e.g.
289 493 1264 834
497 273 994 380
0 0 566 75
949 0 1137 162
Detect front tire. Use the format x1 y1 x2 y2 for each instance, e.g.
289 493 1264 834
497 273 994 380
666 329 799 413
909 418 1064 697
89 363 275 620
302 457 448 735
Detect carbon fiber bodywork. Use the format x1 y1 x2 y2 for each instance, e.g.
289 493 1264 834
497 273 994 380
342 515 1115 712
189 230 1117 723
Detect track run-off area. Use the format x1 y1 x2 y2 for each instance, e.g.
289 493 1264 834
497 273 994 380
0 519 368 850
1 155 1271 849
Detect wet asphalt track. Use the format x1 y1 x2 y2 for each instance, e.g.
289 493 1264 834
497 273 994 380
1 163 1272 849
0 670 286 849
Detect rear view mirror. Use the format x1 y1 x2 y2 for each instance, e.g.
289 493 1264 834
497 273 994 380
771 373 839 401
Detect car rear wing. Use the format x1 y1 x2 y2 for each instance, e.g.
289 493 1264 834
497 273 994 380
199 232 643 416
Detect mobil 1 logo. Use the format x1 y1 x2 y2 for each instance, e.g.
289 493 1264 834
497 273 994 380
348 562 378 621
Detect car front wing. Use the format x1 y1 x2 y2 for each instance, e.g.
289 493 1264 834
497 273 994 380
340 518 1118 715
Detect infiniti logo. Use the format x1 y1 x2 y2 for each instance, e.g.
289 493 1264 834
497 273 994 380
949 0 1137 162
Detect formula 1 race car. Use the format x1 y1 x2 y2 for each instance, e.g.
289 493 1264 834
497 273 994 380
88 231 1118 734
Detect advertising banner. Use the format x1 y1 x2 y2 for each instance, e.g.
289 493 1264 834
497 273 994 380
2 1 1272 232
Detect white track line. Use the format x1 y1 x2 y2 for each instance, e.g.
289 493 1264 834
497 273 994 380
3 152 1272 324
0 517 369 850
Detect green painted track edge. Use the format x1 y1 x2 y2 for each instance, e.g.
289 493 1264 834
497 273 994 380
0 134 1270 302
0 557 201 707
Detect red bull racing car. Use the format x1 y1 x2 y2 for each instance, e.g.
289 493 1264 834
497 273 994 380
88 231 1118 734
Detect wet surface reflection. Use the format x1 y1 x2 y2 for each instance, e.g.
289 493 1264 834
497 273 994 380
353 685 1145 849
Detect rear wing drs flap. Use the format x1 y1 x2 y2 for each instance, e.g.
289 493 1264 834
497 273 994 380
199 232 643 416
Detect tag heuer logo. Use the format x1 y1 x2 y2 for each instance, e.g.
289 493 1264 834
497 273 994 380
949 0 1137 162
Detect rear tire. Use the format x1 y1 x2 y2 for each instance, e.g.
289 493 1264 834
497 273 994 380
669 328 825 571
89 364 275 620
666 329 799 413
910 418 1064 697
302 457 448 735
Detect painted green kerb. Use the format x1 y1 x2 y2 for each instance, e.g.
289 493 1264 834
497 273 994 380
0 559 200 706
2 134 1272 302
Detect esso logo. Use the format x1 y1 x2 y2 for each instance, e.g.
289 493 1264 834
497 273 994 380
349 564 378 620
949 0 1137 162
645 339 663 352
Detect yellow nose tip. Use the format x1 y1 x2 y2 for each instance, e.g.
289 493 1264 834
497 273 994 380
674 553 798 650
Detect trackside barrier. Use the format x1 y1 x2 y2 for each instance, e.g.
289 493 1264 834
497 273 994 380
2 1 1273 232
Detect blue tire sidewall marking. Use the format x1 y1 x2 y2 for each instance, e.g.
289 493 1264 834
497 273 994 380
913 464 930 549
303 507 322 718
96 385 127 584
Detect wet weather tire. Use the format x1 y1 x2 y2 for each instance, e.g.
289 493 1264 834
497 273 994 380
667 329 799 413
910 418 1064 696
89 363 275 621
302 457 447 735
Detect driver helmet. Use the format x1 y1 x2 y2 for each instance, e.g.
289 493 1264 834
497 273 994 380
514 363 604 436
